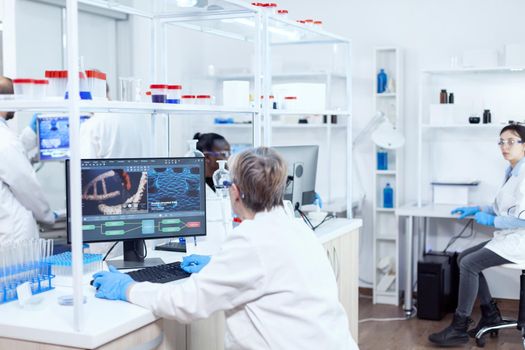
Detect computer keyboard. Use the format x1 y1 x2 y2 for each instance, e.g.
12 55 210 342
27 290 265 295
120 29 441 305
125 261 191 284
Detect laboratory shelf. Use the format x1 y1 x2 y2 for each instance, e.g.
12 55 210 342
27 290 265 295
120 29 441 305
0 100 257 115
375 170 397 175
78 0 349 45
422 66 525 75
375 93 396 98
270 109 351 116
213 123 346 129
376 208 396 212
214 71 347 80
421 124 504 129
376 235 397 241
272 123 346 129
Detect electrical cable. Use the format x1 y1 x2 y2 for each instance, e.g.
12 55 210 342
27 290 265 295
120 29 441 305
359 278 373 285
295 206 314 230
135 240 147 260
103 242 119 261
312 214 334 231
443 219 475 252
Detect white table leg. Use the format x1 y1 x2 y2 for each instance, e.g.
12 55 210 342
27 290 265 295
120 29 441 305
404 215 414 317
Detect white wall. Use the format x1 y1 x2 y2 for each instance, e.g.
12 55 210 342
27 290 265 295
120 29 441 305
272 0 525 298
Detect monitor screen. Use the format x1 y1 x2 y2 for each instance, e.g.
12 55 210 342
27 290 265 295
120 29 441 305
37 114 91 161
272 145 319 206
231 143 252 155
66 157 206 244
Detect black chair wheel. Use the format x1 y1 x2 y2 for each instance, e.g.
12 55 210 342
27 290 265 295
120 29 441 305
490 330 499 338
476 336 486 348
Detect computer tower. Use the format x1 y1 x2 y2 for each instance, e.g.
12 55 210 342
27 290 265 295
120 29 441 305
417 252 458 320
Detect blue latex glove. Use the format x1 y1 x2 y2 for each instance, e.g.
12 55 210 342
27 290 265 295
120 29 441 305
92 265 134 301
181 254 211 273
474 212 496 226
451 206 481 219
314 193 323 209
29 114 38 133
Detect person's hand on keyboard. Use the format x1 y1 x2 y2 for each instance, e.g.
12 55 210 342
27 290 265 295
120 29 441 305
92 266 135 301
181 254 211 273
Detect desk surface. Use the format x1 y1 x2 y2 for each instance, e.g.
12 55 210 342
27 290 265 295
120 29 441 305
0 218 362 349
396 203 472 219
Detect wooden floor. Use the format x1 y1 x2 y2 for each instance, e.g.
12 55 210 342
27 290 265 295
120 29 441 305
358 295 523 349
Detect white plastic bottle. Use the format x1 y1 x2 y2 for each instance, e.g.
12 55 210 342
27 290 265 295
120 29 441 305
213 160 231 199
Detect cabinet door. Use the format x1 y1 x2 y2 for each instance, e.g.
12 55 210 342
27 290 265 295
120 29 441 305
187 312 225 350
336 229 359 341
323 239 337 277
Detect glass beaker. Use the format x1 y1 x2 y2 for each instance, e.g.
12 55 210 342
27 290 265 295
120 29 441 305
119 77 142 102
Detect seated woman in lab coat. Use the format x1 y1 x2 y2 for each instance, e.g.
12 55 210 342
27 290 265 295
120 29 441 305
93 147 358 350
429 123 525 347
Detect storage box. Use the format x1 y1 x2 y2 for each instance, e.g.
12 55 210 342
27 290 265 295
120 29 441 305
462 49 499 68
504 44 525 67
431 181 479 205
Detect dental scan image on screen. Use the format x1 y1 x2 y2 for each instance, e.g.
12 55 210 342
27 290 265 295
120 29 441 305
74 158 206 243
37 114 90 161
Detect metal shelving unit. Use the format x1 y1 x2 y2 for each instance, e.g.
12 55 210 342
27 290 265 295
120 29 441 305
5 0 352 330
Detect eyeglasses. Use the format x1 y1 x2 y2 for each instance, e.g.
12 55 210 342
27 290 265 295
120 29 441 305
498 138 524 147
203 151 231 158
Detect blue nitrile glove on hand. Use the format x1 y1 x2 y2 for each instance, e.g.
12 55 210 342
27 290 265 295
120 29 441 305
314 193 323 209
474 212 496 226
29 114 38 133
181 254 211 273
451 206 481 219
92 265 134 301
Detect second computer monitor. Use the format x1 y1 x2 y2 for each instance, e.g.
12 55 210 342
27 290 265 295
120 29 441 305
273 145 319 208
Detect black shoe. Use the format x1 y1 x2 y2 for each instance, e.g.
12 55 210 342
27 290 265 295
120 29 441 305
467 299 503 338
428 313 472 347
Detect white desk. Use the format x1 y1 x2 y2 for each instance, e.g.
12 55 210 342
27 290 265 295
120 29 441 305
396 203 466 316
0 219 362 349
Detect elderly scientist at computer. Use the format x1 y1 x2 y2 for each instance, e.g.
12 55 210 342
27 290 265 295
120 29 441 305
93 147 358 350
429 123 525 347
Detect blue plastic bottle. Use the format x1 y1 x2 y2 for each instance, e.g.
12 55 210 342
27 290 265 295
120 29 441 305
383 183 394 208
377 149 388 170
377 69 387 94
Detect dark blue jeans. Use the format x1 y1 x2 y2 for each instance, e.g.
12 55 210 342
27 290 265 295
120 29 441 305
455 240 511 317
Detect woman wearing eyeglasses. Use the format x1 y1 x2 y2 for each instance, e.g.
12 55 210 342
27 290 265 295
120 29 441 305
91 147 357 349
194 132 231 195
429 124 525 346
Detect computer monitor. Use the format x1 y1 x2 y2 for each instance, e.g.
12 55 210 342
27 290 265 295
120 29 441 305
231 143 252 155
66 157 206 269
272 145 319 209
37 114 91 161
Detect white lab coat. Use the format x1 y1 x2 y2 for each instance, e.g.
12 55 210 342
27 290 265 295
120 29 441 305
129 207 357 350
79 113 151 158
0 121 54 245
485 164 525 265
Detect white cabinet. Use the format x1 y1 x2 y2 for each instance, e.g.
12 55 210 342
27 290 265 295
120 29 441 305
372 47 403 305
321 226 360 341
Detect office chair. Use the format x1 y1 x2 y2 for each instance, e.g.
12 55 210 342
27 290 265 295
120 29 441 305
474 264 525 348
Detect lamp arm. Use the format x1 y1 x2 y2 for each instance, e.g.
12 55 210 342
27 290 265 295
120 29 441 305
352 111 386 146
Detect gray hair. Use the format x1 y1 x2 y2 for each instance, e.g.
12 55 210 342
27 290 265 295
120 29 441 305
228 147 287 213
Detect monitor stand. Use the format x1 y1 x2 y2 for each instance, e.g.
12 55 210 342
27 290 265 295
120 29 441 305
155 239 186 253
107 239 164 270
